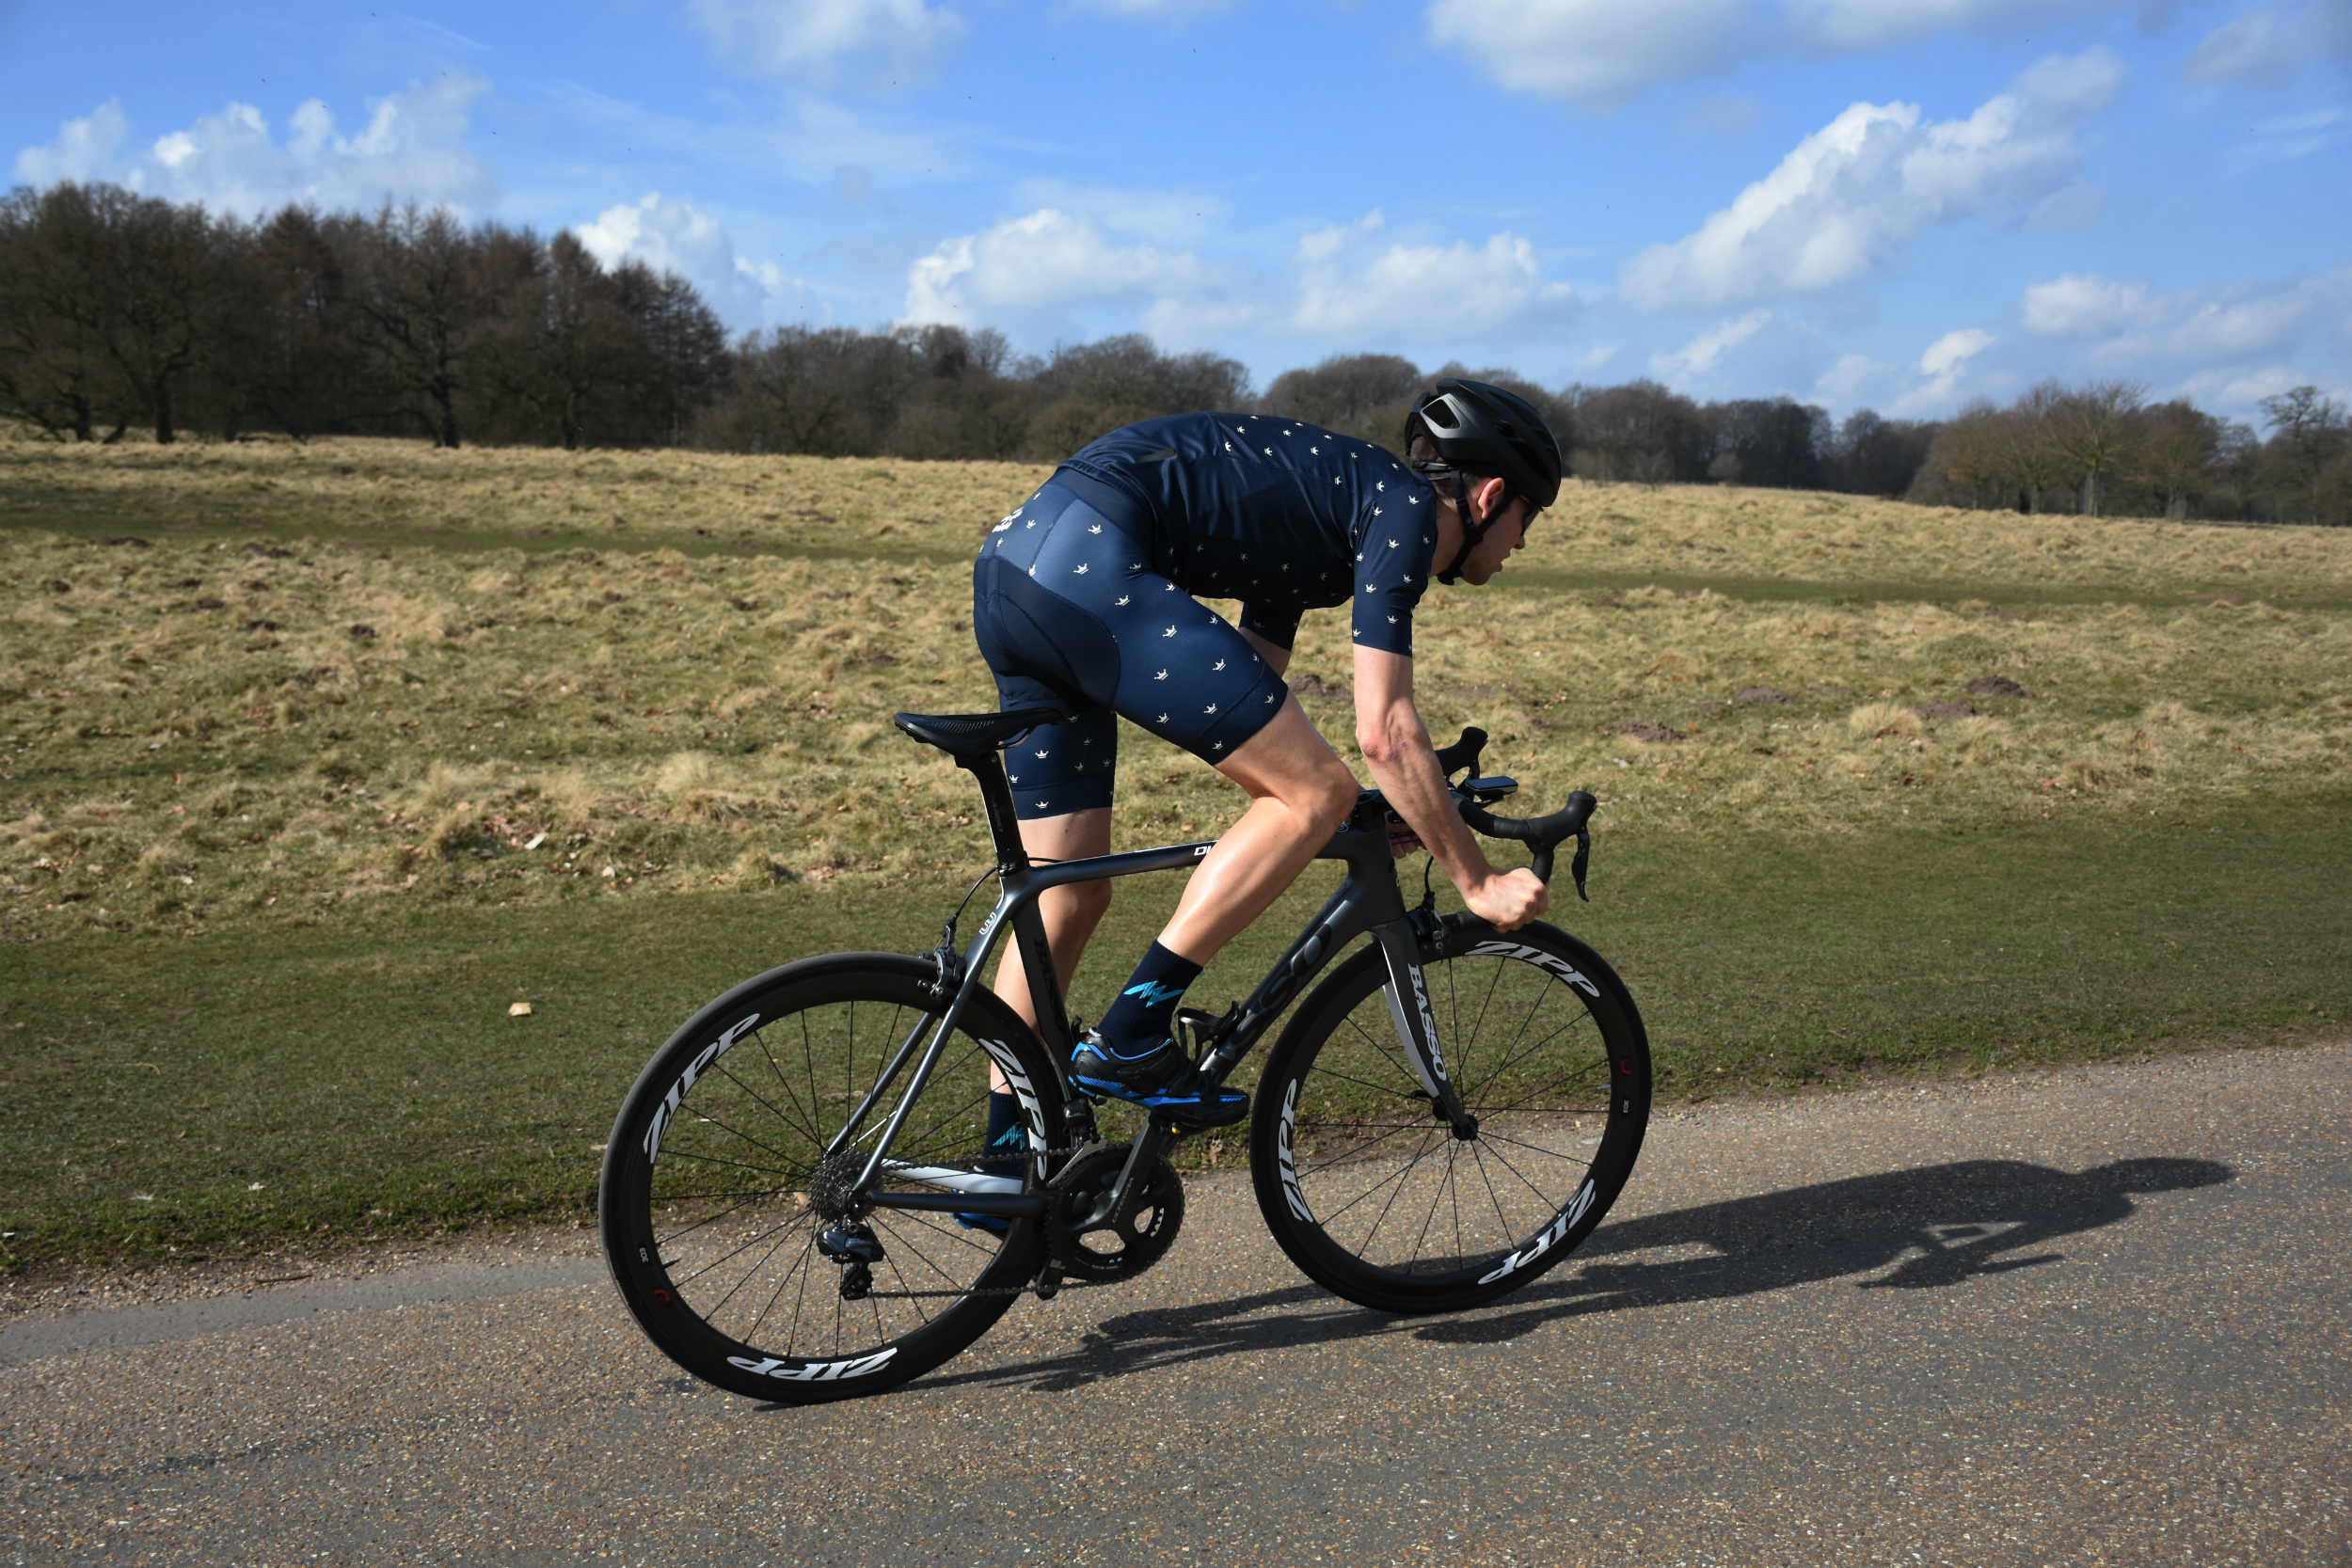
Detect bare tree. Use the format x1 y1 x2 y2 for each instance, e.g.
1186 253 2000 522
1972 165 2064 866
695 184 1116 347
1568 379 1705 484
1995 383 2070 513
2258 386 2350 525
336 204 486 447
0 184 132 441
2046 379 2146 517
1262 352 1423 447
2132 401 2224 520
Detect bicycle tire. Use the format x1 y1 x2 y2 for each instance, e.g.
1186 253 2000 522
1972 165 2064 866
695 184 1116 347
1249 916 1650 1315
599 953 1065 1402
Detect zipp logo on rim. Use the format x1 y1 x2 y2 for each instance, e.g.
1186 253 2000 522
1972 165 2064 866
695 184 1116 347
726 1348 897 1383
1468 941 1601 997
643 1012 761 1164
1475 1179 1597 1285
976 1037 1046 1160
1276 1079 1311 1222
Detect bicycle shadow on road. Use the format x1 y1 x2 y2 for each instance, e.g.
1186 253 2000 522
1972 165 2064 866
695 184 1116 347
920 1155 2232 1393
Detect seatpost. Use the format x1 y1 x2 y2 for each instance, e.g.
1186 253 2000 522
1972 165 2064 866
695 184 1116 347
954 749 1031 872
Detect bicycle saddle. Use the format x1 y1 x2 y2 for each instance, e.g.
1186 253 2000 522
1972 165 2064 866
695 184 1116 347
892 706 1071 756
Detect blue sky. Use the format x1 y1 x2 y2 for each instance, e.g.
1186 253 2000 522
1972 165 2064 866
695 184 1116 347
4 0 2346 421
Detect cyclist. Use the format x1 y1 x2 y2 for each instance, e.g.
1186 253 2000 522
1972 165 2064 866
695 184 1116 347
973 380 1562 1141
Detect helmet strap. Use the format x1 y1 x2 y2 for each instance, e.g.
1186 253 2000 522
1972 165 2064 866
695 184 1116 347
1436 470 1497 586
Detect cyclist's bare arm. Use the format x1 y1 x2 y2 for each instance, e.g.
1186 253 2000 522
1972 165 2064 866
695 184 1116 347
1352 645 1546 932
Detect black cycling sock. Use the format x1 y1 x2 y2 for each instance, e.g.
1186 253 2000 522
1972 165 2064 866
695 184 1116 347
979 1089 1024 1175
1095 942 1202 1058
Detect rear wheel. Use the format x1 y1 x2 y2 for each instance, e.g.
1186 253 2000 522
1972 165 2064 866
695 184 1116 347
600 955 1065 1402
1249 918 1649 1315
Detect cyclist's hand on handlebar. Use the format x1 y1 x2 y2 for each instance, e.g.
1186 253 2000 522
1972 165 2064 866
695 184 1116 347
1465 867 1547 931
1388 825 1423 859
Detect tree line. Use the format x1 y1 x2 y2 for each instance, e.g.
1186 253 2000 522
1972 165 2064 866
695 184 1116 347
4 183 2344 523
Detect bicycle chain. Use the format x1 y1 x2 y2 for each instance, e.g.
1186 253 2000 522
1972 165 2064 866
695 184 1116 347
847 1140 1143 1301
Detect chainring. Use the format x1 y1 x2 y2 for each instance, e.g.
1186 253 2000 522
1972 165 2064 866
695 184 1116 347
1045 1144 1185 1285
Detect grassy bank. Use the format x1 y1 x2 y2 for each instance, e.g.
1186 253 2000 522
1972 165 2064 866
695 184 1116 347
2 797 2344 1276
3 436 2347 1274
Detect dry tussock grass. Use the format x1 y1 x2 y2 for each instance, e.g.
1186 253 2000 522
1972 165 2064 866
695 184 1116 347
10 433 2352 596
2 435 1050 562
4 445 2348 938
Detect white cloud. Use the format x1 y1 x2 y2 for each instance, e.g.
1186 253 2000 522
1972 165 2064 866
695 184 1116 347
902 208 1226 325
1911 325 1995 405
1427 0 1749 113
2184 2 2352 85
575 192 814 329
1647 309 1830 397
12 100 129 185
2020 268 2352 368
1006 180 1228 245
1429 0 2165 111
1806 325 1995 414
1276 211 1577 342
901 203 1576 351
1920 327 1994 377
1620 49 2123 311
1652 310 1772 377
686 0 968 89
11 80 494 216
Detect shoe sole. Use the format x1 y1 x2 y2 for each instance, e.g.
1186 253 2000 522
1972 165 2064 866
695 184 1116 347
1070 1073 1250 1128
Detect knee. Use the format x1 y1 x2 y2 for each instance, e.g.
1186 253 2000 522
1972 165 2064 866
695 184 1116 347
1048 876 1112 932
1308 759 1359 832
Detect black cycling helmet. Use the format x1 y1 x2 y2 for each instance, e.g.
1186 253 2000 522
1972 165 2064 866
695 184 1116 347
1406 378 1565 583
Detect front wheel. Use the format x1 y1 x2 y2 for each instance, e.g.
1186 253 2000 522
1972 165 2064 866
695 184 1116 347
599 955 1067 1402
1249 917 1650 1315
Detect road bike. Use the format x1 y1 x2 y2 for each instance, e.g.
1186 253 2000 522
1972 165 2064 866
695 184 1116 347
598 707 1651 1402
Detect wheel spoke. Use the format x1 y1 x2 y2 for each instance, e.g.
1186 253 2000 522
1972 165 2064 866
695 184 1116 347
610 967 1057 1397
1268 942 1647 1306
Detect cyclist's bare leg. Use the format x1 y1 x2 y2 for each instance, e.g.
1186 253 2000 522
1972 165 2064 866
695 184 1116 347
1158 694 1359 964
987 806 1112 1092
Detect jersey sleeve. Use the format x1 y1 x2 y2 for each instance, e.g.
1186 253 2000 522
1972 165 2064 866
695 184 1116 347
1346 481 1438 658
1238 602 1303 651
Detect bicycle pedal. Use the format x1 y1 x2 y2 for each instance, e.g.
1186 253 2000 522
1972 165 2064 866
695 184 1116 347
1173 1003 1238 1059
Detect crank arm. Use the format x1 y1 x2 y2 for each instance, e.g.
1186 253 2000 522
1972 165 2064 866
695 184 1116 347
1104 1117 1176 1229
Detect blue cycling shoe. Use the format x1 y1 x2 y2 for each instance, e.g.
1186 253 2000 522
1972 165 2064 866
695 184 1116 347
956 1119 1030 1234
1070 1030 1250 1127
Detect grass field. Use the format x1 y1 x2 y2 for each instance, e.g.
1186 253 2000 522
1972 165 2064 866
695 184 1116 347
4 435 2348 1276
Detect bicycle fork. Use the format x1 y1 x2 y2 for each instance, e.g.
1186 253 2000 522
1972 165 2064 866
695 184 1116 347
1373 919 1478 1139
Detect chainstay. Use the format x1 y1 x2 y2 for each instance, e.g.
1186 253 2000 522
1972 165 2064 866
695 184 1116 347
850 1138 1129 1300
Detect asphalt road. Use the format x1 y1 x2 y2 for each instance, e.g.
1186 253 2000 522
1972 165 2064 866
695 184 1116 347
6 1042 2347 1566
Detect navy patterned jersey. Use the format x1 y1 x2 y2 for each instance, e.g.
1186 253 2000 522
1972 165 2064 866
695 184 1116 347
1054 411 1440 657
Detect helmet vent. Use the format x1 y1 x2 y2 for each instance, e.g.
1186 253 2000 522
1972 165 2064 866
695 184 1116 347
1424 401 1460 429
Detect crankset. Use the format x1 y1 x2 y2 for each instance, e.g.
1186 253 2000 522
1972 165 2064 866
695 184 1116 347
1043 1143 1185 1286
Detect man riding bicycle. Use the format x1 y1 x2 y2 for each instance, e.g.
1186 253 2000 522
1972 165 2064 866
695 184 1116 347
973 380 1564 1145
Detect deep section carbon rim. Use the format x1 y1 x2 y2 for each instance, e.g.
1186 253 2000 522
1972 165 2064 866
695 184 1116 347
1253 923 1649 1313
601 958 1059 1401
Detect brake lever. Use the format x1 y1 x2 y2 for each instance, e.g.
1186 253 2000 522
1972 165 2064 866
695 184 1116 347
1526 831 1589 900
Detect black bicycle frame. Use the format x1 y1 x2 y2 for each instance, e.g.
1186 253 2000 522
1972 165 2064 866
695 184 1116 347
842 734 1478 1223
